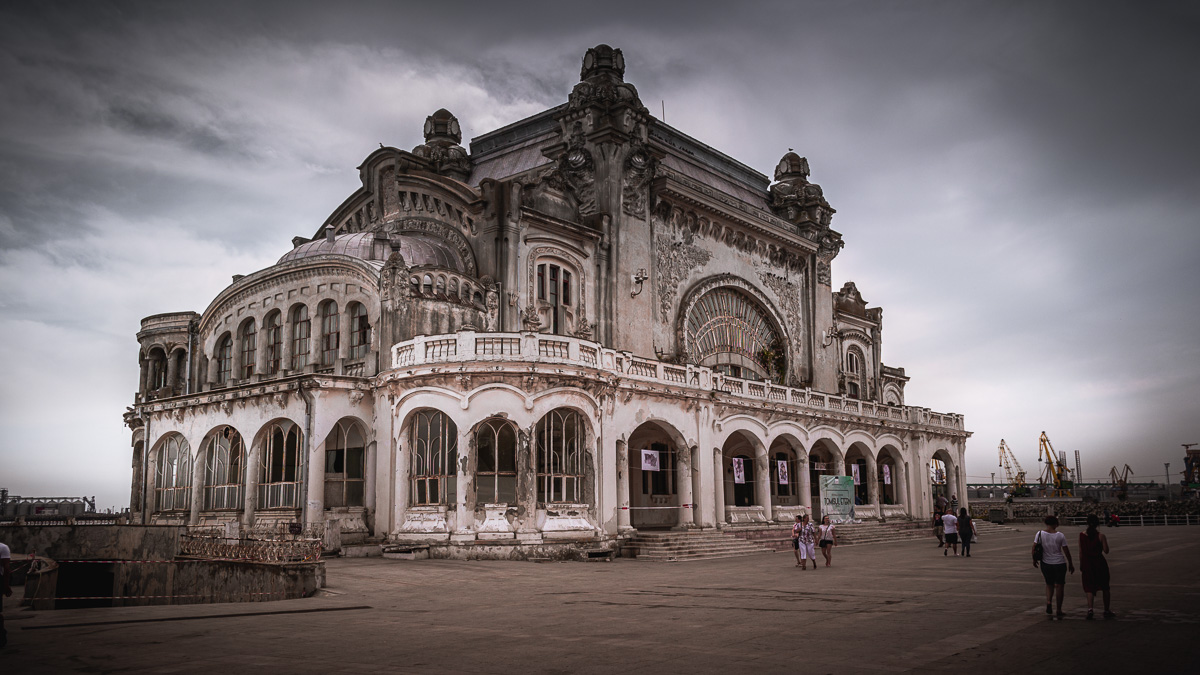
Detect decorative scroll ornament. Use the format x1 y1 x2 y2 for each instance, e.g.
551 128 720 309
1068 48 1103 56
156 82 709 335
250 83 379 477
621 134 656 217
520 304 543 332
557 122 597 216
655 237 712 323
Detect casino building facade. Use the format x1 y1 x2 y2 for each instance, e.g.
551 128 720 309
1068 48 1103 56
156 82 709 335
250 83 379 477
126 46 970 557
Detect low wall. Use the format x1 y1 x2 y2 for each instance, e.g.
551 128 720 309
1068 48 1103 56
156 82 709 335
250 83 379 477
1 524 182 560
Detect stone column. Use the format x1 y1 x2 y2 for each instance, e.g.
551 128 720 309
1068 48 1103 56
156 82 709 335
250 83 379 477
166 353 180 395
514 428 538 540
281 316 294 373
755 451 772 522
675 444 694 529
364 440 377 532
616 439 631 532
894 460 909 515
690 445 706 528
189 444 204 526
800 457 812 516
713 449 726 528
243 437 261 529
304 428 325 527
139 358 149 396
453 429 473 540
393 436 410 538
866 455 880 516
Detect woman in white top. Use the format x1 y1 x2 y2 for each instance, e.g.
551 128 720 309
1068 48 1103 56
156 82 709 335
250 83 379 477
817 515 837 567
1032 515 1074 618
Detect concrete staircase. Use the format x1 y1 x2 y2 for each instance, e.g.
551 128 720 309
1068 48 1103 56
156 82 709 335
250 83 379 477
621 530 774 562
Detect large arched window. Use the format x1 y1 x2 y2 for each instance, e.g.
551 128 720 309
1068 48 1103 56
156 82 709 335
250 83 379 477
685 287 782 381
215 334 233 384
258 421 302 509
239 319 257 379
475 418 517 504
154 435 192 512
264 311 282 375
203 426 244 510
536 409 586 504
411 410 457 506
845 345 865 399
348 303 370 360
324 420 365 508
319 301 339 367
290 305 310 370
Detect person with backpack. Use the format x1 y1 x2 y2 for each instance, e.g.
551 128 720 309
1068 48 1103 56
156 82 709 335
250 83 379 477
1032 515 1074 618
958 507 976 557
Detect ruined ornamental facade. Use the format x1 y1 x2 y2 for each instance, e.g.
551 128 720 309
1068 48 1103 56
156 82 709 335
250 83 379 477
127 46 970 557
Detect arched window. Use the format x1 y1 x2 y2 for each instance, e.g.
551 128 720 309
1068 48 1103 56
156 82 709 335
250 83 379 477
411 410 457 505
475 418 517 504
215 334 233 384
203 426 244 510
845 346 865 399
290 305 310 370
154 435 191 512
685 287 782 381
258 421 302 509
240 320 257 379
423 274 433 295
410 276 420 295
449 278 459 299
536 409 586 504
324 420 365 508
537 261 575 335
348 303 370 360
319 301 339 366
264 311 282 375
149 347 168 390
435 276 446 296
846 351 859 374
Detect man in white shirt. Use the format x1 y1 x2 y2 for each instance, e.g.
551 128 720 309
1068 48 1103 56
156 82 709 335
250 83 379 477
1 540 11 648
941 511 959 556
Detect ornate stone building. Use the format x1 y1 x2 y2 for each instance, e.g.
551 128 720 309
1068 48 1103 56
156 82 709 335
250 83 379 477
126 46 970 557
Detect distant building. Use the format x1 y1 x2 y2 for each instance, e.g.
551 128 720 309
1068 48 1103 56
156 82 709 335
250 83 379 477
1 489 95 518
126 46 970 557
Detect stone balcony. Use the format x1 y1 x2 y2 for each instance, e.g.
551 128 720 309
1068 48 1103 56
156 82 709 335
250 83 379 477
388 331 966 432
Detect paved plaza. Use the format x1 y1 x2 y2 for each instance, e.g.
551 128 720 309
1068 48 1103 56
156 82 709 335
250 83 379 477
3 526 1198 673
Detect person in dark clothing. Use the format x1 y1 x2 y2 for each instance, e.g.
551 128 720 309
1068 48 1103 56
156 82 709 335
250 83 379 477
958 507 976 557
1080 514 1114 619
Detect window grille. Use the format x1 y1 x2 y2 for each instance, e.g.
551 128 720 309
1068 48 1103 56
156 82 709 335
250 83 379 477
685 288 781 380
154 434 192 512
324 420 365 508
411 410 457 505
536 409 586 503
215 335 233 384
290 306 310 370
258 421 302 509
320 301 339 366
348 303 370 360
264 312 282 374
203 426 244 510
475 418 517 504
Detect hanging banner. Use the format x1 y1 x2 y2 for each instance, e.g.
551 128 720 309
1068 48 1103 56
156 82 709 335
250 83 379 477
812 462 827 471
777 460 790 485
732 457 746 484
640 449 660 472
883 464 892 485
819 475 856 524
852 463 861 485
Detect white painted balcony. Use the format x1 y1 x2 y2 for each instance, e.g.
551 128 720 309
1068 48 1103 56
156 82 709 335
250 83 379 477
389 331 966 431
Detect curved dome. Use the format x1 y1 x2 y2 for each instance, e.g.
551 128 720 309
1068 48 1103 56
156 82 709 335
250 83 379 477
278 231 467 272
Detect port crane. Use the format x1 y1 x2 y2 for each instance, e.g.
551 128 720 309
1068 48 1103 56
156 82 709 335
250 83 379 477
1037 431 1074 497
1109 464 1133 500
998 439 1028 496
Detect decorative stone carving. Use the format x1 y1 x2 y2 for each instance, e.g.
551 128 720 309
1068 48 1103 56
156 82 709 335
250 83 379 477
654 236 712 323
757 271 804 380
484 281 501 332
521 304 542 332
621 133 656 217
379 252 408 303
557 123 597 216
411 109 472 181
770 152 835 228
567 44 647 115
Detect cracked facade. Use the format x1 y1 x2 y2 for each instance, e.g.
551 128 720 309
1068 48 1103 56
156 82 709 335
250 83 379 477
126 45 971 557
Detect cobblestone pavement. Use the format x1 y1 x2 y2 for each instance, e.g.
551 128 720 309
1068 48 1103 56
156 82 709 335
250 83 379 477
3 525 1198 673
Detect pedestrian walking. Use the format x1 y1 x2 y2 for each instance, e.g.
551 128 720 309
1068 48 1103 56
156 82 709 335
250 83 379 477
1079 514 1114 619
1032 515 1074 619
950 493 958 514
793 514 817 570
933 511 944 546
941 510 959 556
958 508 976 557
818 515 837 567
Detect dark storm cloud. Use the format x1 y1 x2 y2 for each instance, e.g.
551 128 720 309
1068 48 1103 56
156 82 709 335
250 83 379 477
1 0 1196 505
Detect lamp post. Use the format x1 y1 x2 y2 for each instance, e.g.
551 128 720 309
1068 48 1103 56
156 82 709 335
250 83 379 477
1164 462 1171 501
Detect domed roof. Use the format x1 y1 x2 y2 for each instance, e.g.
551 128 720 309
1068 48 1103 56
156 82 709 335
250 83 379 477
278 231 467 272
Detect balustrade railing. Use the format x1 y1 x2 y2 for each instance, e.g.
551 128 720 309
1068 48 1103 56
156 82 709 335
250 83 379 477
389 331 965 430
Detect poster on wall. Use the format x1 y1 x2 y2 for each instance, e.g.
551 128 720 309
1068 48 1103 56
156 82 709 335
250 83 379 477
851 463 860 485
819 475 857 524
732 457 746 484
883 464 892 485
641 449 660 471
777 460 789 485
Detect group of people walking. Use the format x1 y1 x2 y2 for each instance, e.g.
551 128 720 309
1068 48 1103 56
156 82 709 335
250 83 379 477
791 514 837 570
1033 514 1114 620
939 507 978 557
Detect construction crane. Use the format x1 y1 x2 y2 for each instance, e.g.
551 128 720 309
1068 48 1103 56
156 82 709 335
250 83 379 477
1109 464 1133 500
1037 431 1074 497
998 439 1028 496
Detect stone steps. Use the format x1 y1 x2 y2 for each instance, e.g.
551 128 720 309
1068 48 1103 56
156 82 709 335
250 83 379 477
623 531 773 562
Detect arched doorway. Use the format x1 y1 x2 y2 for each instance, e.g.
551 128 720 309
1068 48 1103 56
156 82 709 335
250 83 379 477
931 448 958 514
844 442 872 508
769 436 805 522
627 421 686 530
877 445 906 515
808 439 840 522
721 430 769 524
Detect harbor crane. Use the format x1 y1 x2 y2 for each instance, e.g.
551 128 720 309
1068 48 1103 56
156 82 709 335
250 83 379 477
1109 464 1133 500
1037 431 1074 497
998 439 1028 496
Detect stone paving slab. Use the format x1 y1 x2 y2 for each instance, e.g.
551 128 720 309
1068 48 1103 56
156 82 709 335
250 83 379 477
3 525 1198 673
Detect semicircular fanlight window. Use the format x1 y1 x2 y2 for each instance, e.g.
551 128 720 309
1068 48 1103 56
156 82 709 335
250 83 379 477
685 288 781 380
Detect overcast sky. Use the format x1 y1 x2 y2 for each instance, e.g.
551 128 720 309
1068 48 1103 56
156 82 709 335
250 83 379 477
2 1 1197 509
